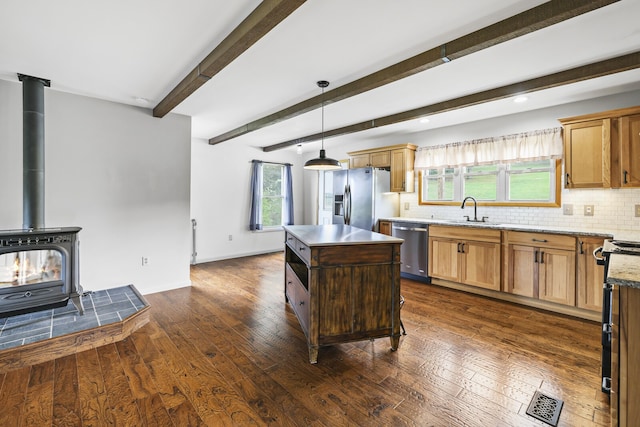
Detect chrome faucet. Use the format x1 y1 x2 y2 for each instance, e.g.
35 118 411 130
461 196 487 222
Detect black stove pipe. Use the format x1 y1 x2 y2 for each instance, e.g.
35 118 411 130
18 74 50 230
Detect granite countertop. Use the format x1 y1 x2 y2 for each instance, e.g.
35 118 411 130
382 217 615 239
606 253 640 289
284 224 403 246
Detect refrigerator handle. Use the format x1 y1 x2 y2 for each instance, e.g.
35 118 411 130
345 185 351 225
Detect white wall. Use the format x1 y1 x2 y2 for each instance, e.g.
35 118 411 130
190 138 305 263
0 79 192 295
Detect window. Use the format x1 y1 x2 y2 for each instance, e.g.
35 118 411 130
423 167 454 201
419 159 559 206
249 161 294 230
261 163 285 227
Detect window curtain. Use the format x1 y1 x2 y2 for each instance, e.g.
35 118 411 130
414 127 563 169
283 164 294 226
249 160 263 231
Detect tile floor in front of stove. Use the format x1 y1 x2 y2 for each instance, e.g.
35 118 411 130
0 285 148 350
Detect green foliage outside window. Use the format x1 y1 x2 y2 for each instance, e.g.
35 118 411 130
420 160 556 205
262 164 284 227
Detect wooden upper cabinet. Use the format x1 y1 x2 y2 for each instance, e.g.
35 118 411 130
349 151 391 168
390 148 415 192
560 105 640 189
562 119 611 188
619 113 640 187
348 144 416 192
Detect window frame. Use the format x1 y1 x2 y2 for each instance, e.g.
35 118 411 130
260 163 287 229
418 159 561 207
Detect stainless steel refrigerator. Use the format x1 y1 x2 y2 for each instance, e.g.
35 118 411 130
332 167 399 231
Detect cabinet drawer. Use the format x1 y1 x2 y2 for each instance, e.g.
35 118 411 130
429 225 501 243
506 231 575 250
286 233 311 264
285 264 309 333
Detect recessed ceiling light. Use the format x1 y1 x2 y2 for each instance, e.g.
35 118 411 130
513 96 528 103
419 117 430 124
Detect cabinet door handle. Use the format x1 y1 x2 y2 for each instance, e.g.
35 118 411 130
457 242 461 253
624 170 629 184
579 241 584 254
534 250 539 263
299 247 305 251
532 239 548 243
299 301 304 306
540 251 545 264
565 173 570 187
460 243 465 253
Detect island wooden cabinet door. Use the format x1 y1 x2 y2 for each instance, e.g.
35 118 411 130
317 264 393 338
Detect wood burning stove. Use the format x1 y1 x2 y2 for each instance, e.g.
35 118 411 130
0 227 84 317
0 74 85 317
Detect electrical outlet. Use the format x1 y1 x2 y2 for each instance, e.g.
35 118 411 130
563 204 573 215
636 204 640 218
141 257 148 266
404 202 410 210
584 205 594 216
228 234 233 241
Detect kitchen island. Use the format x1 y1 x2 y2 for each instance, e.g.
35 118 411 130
283 225 403 364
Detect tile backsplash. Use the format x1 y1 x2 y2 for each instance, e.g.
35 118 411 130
399 187 640 240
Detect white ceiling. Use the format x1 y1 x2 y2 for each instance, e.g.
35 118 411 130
1 0 639 155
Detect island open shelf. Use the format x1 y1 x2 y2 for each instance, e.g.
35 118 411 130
283 224 403 363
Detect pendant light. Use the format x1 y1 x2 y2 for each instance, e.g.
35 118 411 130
304 80 342 170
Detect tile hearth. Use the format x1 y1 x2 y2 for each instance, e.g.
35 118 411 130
0 285 148 351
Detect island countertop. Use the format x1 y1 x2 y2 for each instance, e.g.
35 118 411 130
283 224 403 247
606 253 640 289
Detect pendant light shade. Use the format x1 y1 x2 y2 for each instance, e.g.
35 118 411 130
304 80 342 171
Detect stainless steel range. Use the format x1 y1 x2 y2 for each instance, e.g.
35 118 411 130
593 239 640 395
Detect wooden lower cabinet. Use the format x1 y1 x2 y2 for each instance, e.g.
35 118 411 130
577 237 606 311
378 220 392 236
429 226 501 291
538 248 576 306
504 231 576 306
284 228 401 364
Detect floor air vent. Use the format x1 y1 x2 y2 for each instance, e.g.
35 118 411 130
526 390 563 426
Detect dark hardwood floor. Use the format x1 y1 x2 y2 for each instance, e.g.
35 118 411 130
0 251 610 426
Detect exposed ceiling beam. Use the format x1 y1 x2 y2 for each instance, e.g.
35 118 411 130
262 51 640 152
153 0 306 118
210 0 619 145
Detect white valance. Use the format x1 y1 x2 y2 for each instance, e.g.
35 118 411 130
414 127 563 169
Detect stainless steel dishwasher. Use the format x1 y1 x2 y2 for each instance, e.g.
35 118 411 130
392 222 429 282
